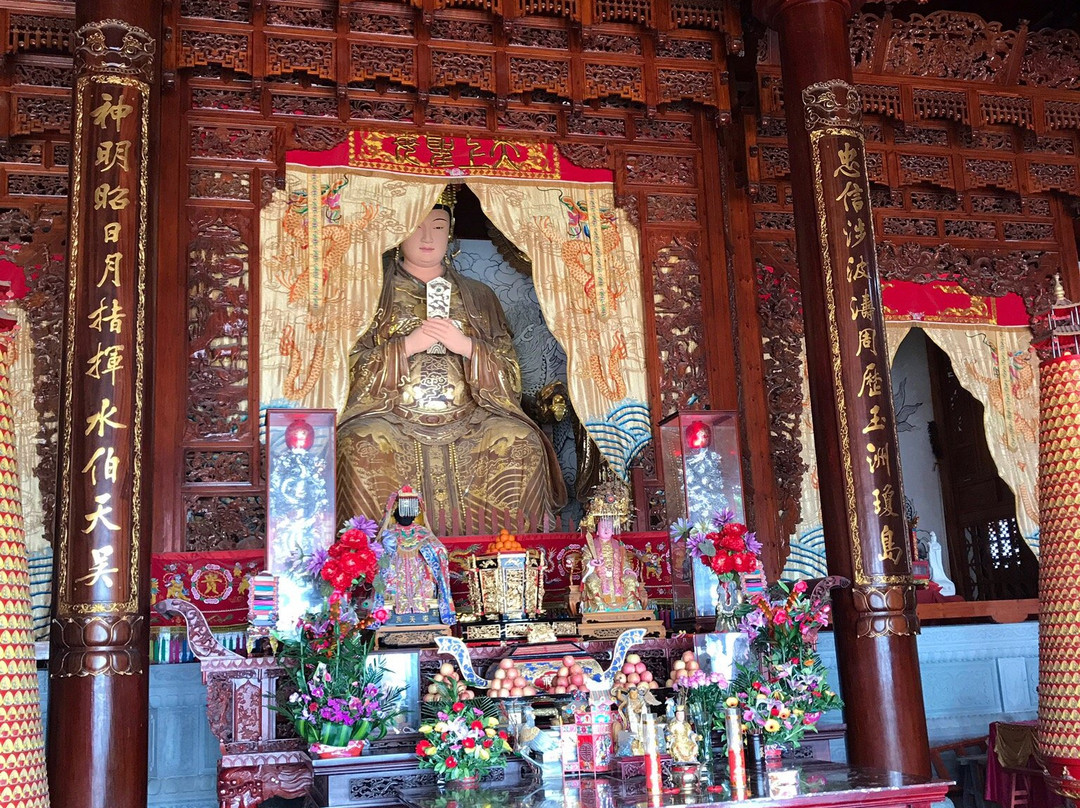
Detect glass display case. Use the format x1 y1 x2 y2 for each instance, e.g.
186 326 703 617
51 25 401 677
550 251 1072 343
265 408 338 633
659 411 745 622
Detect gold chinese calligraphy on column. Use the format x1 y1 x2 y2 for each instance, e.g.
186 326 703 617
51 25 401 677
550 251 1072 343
803 80 911 589
57 65 149 618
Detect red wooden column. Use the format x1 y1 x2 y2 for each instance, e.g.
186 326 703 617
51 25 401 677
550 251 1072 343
752 0 931 776
48 3 160 807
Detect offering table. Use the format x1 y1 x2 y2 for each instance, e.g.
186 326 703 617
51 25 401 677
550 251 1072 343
394 763 950 808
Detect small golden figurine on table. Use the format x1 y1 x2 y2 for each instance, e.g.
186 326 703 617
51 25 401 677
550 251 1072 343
372 485 456 648
667 698 702 793
577 476 665 639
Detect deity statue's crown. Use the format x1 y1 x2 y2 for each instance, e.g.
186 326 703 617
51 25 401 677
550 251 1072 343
583 473 632 532
396 484 420 518
437 184 459 211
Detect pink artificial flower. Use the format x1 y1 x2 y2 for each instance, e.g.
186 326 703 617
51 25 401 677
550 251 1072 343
793 580 807 594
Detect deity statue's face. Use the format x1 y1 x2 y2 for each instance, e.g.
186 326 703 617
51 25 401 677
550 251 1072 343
596 517 614 541
400 208 451 274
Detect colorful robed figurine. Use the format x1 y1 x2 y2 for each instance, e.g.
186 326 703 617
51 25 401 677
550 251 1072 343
373 485 456 628
580 477 648 613
336 187 566 533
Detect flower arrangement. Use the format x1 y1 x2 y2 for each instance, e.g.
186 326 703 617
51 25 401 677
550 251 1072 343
723 580 843 748
672 508 762 580
291 514 388 625
274 615 404 752
671 508 762 627
321 516 384 607
416 696 513 783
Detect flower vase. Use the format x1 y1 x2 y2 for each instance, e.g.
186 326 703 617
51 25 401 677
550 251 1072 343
763 743 785 766
306 721 368 758
715 577 743 632
686 701 714 769
309 738 366 759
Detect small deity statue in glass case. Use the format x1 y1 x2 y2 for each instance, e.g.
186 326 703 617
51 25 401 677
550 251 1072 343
372 485 457 627
579 476 648 613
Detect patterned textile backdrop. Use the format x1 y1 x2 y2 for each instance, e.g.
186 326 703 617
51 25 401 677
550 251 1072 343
455 239 580 516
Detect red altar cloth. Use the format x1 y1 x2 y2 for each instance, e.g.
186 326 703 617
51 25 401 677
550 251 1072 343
150 550 265 629
985 721 1063 808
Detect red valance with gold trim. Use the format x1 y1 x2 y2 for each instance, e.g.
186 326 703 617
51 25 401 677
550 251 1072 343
882 280 1029 327
288 131 612 182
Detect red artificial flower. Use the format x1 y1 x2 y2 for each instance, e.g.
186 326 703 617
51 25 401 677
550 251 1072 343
733 553 755 573
482 739 493 748
719 534 745 552
416 740 432 754
463 738 476 749
452 701 465 713
445 756 458 769
340 528 366 549
710 554 735 575
470 720 484 730
497 730 508 740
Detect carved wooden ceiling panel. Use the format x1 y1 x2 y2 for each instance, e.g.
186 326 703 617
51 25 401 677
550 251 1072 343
759 11 1080 137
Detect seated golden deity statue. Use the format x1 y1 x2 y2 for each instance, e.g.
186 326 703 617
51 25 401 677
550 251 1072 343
337 189 566 531
579 477 649 613
373 485 456 629
665 703 701 764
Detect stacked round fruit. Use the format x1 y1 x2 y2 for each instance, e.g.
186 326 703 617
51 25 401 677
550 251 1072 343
487 658 538 698
424 662 477 703
613 653 659 690
664 650 702 688
548 655 591 694
486 529 524 554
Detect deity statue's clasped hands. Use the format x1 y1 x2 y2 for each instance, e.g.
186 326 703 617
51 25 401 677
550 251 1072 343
404 317 474 358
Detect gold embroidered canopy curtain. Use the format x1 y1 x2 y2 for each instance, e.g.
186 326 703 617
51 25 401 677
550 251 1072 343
888 322 1040 545
470 180 651 478
259 171 445 412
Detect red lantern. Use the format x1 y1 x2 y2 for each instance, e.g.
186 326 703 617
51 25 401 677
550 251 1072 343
284 417 315 451
685 420 711 450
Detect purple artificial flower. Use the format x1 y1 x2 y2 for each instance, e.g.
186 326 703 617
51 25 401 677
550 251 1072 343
744 531 763 556
347 515 380 540
669 518 693 542
363 683 379 699
686 531 708 561
712 508 736 528
303 545 330 578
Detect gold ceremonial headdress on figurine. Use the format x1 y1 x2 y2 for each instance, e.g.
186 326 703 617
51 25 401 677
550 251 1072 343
582 473 632 533
433 184 459 238
436 184 458 211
